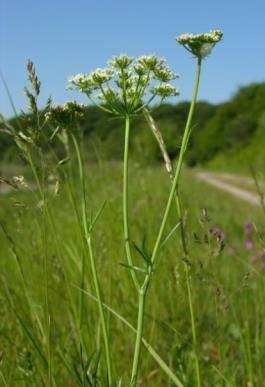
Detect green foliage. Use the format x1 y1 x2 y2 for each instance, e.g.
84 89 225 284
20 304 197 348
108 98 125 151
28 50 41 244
195 82 265 164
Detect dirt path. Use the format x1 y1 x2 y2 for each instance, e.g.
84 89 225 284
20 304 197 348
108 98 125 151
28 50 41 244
0 184 13 194
196 171 260 206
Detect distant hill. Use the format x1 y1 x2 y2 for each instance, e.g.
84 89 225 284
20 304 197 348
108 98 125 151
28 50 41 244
193 82 265 170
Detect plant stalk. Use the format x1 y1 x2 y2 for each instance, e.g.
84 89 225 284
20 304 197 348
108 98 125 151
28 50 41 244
130 59 202 386
72 135 113 386
130 289 146 385
175 188 201 387
28 151 52 386
123 116 140 291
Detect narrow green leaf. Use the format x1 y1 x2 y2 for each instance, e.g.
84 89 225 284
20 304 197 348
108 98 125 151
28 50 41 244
57 349 82 385
9 303 47 367
0 371 7 387
132 241 151 265
89 200 107 232
86 350 101 385
119 262 147 274
58 157 70 165
160 221 181 249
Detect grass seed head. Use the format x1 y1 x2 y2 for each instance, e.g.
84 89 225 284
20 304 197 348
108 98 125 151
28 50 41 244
26 59 41 95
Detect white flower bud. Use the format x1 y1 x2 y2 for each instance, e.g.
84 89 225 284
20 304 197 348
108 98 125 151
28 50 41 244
200 43 214 58
176 29 223 59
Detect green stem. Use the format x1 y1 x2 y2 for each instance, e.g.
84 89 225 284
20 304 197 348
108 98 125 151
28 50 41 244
28 151 52 386
175 192 201 386
72 135 113 386
86 235 113 386
150 58 201 269
130 59 202 385
175 193 188 255
175 186 201 387
123 116 140 291
130 290 146 386
185 265 201 387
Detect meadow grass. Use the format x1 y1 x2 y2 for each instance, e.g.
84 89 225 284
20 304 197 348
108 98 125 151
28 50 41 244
0 160 264 386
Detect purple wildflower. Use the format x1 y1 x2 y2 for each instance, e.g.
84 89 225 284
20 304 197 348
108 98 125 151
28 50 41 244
244 221 254 250
245 240 254 250
211 227 226 243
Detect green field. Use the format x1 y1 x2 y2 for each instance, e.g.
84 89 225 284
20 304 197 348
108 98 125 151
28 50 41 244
1 160 264 386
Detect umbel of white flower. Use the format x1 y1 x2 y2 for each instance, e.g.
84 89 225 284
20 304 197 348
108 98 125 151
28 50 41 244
176 29 223 59
68 55 179 117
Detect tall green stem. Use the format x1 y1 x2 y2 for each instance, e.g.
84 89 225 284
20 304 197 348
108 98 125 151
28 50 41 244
130 59 202 386
176 190 201 387
149 58 201 269
185 264 201 387
130 290 146 386
72 136 113 386
86 235 113 385
123 116 140 291
144 107 201 385
28 152 52 386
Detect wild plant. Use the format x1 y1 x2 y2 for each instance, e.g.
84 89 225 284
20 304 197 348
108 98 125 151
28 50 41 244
68 54 179 385
144 29 223 387
1 60 182 387
1 62 98 385
69 29 222 386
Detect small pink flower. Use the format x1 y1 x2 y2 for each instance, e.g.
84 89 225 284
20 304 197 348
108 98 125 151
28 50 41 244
245 240 254 250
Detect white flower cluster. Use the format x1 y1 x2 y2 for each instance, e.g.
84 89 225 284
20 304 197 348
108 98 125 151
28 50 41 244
137 55 164 71
68 69 113 95
177 29 222 44
153 83 179 98
154 67 177 82
63 101 85 110
45 100 86 126
108 54 133 69
67 54 179 117
176 29 223 59
89 68 113 85
67 73 95 94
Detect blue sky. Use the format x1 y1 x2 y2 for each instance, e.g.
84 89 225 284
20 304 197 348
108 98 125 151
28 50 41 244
1 0 265 117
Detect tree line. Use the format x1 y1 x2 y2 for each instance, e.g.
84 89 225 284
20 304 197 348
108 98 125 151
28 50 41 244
1 82 265 168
